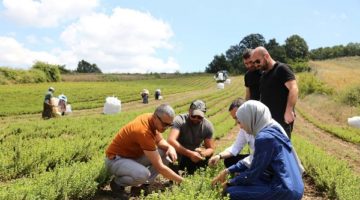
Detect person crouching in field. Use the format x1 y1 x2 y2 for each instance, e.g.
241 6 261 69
141 89 149 104
42 87 55 119
105 104 183 199
168 100 215 175
211 100 304 200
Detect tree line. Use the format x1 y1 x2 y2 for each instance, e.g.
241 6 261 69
205 33 360 74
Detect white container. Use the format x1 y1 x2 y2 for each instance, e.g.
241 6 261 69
65 104 72 114
348 116 360 129
225 79 231 84
217 83 225 89
103 97 121 114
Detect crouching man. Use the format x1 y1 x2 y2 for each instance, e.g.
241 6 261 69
105 104 183 199
168 100 215 175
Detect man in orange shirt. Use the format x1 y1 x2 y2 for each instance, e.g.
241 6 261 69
105 104 183 198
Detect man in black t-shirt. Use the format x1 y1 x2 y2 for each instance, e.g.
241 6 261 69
251 47 298 138
242 49 262 100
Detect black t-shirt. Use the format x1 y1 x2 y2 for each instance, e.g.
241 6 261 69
244 69 262 100
259 62 295 123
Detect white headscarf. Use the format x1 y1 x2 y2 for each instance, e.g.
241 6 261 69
236 100 305 175
236 100 272 136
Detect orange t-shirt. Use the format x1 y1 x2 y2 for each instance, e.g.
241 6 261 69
105 113 158 159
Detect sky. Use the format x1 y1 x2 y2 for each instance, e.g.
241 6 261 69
0 0 359 73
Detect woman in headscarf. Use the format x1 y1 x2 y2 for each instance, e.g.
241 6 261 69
211 100 304 200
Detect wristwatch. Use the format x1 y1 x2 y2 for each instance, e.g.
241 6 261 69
218 153 223 159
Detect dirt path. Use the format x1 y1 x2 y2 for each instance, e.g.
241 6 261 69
294 109 360 175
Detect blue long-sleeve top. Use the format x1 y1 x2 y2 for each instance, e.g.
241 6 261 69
227 125 304 199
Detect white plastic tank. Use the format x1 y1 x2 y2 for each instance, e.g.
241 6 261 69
217 83 225 89
348 116 360 129
103 96 121 114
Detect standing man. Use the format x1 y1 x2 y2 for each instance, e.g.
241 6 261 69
243 49 262 101
251 46 299 137
105 104 183 199
168 100 215 175
42 87 55 119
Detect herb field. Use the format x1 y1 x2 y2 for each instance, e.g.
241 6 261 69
1 72 359 200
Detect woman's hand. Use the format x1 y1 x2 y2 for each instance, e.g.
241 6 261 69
208 154 220 166
211 169 229 187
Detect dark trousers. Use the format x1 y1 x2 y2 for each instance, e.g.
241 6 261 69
279 121 294 139
224 154 249 168
42 103 53 119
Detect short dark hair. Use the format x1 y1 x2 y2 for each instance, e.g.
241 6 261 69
242 48 253 59
228 98 246 111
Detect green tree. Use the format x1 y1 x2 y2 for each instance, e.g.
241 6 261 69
58 65 72 74
32 61 61 82
345 43 360 56
238 33 266 53
284 35 309 61
76 60 102 73
224 33 266 74
265 38 287 63
205 54 232 73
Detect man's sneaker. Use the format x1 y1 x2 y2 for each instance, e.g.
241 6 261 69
130 184 150 196
110 180 128 199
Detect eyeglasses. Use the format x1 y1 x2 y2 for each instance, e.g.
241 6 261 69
156 113 173 128
190 115 203 120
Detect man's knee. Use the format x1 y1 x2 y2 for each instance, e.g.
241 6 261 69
133 168 151 184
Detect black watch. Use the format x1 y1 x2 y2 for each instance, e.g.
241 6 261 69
218 154 222 159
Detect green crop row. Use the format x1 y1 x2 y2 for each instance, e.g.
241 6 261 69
0 76 214 116
145 165 229 200
293 134 360 200
296 107 360 144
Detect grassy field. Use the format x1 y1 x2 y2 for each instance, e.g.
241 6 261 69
1 58 360 200
310 56 360 93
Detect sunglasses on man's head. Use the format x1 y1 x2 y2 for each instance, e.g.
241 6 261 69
191 115 203 120
156 113 173 127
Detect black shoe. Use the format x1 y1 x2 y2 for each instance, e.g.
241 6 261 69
110 180 128 199
130 184 150 196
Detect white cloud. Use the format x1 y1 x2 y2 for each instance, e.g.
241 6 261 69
25 35 55 45
0 36 58 68
59 7 179 73
0 7 179 73
2 0 99 27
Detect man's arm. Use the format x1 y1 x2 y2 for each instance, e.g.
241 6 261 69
284 79 298 124
157 137 178 162
168 128 203 162
198 138 214 157
245 87 251 101
143 150 183 183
